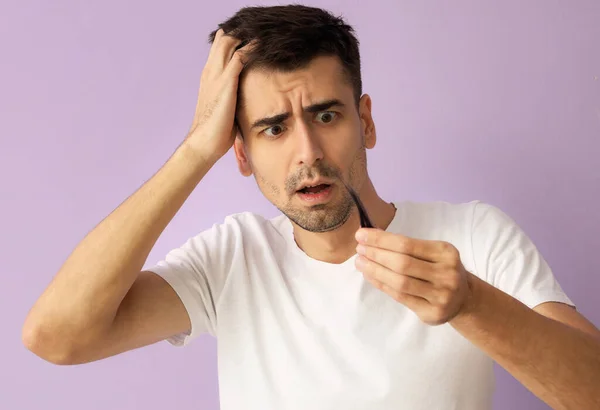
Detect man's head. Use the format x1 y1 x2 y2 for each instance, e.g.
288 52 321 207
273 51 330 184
208 4 362 103
210 5 377 233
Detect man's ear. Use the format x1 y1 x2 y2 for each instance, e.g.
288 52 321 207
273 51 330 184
359 94 376 149
233 136 253 177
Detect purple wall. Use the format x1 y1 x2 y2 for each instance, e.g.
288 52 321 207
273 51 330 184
2 1 598 409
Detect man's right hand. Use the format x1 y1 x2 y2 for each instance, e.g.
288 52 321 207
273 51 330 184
21 29 255 365
184 29 254 163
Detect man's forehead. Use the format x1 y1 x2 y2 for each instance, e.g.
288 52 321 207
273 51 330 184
238 56 352 118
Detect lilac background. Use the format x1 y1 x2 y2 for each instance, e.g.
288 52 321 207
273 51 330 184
1 1 599 409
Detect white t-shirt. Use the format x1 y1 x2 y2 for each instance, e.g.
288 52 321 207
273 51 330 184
147 200 574 410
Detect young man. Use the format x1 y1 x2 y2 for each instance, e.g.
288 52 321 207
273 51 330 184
22 5 600 410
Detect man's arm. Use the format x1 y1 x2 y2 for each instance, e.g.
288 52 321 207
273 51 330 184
21 30 252 365
450 274 600 410
354 228 600 410
21 141 210 365
534 301 600 339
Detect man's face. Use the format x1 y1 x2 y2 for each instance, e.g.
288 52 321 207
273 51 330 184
234 56 376 233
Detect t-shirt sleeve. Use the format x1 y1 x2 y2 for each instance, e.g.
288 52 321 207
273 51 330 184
470 202 575 309
145 217 241 346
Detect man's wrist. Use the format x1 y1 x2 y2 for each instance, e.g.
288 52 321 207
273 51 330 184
450 272 482 327
175 138 219 174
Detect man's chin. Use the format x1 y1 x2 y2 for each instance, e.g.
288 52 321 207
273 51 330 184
307 217 349 233
284 205 353 233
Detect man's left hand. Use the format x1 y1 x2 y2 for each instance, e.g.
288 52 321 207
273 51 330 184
355 228 474 325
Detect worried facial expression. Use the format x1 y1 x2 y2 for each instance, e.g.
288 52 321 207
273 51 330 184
234 56 377 233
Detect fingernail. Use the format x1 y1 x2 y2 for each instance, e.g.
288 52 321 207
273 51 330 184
356 244 366 255
356 229 367 242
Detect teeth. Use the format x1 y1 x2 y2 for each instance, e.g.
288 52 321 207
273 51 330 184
300 183 327 190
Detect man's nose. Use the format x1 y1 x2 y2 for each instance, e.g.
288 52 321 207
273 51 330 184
293 121 324 167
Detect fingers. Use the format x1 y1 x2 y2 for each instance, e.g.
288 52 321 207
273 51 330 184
364 273 430 311
356 255 436 299
224 40 256 78
356 228 457 263
203 29 257 82
356 245 435 282
205 28 243 75
218 32 244 69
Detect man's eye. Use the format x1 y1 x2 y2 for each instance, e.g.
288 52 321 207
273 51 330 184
316 111 337 123
264 124 285 138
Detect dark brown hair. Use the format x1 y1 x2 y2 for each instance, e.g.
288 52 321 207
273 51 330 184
208 4 362 103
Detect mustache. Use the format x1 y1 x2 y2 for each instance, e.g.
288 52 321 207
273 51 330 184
285 164 339 194
286 164 375 229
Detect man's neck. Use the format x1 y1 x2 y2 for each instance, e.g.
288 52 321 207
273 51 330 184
291 180 396 264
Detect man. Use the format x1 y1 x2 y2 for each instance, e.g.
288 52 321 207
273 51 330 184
22 5 600 410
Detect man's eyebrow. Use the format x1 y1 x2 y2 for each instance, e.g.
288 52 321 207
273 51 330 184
250 99 345 130
305 99 345 113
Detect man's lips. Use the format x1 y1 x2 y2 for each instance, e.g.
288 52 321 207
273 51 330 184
297 183 331 194
295 179 334 192
296 184 334 202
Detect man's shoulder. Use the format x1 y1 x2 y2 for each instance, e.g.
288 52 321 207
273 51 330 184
392 199 521 245
394 199 482 221
389 199 488 241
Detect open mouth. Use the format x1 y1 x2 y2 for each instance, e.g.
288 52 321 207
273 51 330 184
295 183 334 203
297 184 331 194
296 181 375 229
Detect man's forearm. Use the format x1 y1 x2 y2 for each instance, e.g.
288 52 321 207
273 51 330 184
23 141 214 359
450 274 600 410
